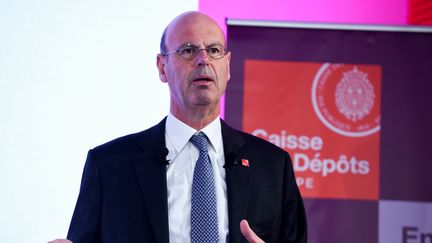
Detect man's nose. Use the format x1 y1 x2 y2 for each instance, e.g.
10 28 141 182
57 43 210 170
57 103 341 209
195 49 210 66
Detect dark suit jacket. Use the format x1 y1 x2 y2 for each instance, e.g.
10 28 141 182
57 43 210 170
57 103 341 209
67 118 307 243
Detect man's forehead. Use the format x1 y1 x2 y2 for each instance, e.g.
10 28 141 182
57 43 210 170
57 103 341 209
165 12 225 46
168 11 217 29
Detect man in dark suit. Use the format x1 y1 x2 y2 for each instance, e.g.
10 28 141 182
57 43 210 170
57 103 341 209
49 11 307 243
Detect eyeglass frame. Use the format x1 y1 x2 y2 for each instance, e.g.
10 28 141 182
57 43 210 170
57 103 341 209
160 43 229 60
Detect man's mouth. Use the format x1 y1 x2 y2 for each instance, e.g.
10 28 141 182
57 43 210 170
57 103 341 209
194 78 212 82
192 75 214 84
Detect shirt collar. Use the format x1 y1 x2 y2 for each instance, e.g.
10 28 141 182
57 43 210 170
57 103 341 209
166 112 222 153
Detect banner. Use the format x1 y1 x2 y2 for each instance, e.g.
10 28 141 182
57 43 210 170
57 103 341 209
225 20 432 243
244 60 381 200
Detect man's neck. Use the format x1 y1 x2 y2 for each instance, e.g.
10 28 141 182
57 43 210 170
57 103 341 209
170 106 220 131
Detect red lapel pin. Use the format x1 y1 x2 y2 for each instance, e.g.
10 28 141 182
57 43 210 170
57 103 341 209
241 159 250 167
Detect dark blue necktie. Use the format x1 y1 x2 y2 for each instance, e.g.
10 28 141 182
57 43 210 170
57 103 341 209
190 132 219 243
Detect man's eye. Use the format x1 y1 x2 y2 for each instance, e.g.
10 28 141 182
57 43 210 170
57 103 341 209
180 47 196 55
208 47 221 54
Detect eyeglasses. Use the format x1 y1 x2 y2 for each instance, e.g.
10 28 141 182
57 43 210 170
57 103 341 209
161 43 229 60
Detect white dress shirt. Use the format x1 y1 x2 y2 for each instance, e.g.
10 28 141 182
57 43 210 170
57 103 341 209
165 113 229 243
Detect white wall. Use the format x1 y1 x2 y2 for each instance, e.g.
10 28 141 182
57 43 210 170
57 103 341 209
0 0 197 242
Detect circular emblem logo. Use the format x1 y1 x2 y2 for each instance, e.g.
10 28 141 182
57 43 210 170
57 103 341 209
311 63 380 137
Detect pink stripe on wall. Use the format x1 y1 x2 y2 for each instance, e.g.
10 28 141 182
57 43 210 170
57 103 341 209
199 0 409 118
200 0 408 34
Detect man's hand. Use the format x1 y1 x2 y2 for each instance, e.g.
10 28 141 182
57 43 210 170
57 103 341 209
240 219 265 243
48 239 72 243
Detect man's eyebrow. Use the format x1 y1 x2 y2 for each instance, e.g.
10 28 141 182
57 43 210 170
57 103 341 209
208 41 224 46
176 43 200 49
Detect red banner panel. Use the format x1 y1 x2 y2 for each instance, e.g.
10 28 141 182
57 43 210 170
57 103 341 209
243 60 381 200
409 0 432 25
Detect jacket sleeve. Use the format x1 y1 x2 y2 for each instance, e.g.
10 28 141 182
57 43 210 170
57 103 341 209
67 150 102 243
281 151 308 242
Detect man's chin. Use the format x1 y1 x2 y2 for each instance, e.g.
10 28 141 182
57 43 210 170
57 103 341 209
191 96 219 107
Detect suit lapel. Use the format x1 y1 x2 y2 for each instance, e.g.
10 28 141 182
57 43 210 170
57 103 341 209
131 118 253 243
132 118 169 243
222 120 253 243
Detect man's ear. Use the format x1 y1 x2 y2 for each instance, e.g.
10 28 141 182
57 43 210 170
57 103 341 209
156 55 168 83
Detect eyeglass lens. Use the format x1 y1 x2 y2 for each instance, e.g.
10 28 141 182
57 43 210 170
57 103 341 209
177 44 226 59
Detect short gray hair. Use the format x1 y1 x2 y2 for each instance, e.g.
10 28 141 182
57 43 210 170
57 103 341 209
160 28 168 54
